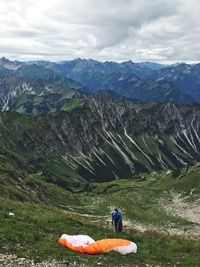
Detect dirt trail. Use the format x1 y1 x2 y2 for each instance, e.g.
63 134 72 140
63 201 200 238
163 193 200 224
105 205 200 238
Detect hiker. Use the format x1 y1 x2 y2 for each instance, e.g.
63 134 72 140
112 209 123 232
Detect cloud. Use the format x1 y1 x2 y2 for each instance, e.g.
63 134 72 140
0 0 199 62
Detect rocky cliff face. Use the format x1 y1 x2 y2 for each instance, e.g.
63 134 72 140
0 92 200 182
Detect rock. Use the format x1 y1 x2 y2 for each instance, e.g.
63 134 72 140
0 254 88 267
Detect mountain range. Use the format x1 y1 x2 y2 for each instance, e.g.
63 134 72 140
0 56 200 186
0 62 86 115
1 57 200 114
0 91 200 187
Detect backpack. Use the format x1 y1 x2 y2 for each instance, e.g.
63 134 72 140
114 212 122 222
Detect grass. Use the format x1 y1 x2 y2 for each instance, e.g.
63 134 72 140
60 98 84 112
0 165 200 266
0 198 200 267
37 157 87 189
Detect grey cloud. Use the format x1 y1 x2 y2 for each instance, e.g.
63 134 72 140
0 0 199 62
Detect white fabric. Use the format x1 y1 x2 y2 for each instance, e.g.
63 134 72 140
113 242 137 255
61 234 95 247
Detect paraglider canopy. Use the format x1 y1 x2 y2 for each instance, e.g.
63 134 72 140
58 234 137 255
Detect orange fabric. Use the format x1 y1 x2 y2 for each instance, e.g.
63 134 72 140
59 237 131 254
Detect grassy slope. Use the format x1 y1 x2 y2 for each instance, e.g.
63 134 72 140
11 88 80 116
0 198 200 267
82 166 200 232
0 165 200 266
60 99 85 112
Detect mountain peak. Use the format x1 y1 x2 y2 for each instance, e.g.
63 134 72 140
0 57 11 64
122 60 134 65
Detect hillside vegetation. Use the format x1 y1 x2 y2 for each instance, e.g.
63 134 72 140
1 164 200 266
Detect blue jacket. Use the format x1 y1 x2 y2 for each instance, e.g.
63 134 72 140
112 210 122 224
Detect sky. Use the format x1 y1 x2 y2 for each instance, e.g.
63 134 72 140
0 0 199 63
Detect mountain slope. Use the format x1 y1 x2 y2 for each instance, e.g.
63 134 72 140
91 73 194 103
0 64 86 114
0 57 23 70
153 63 200 102
0 93 200 183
